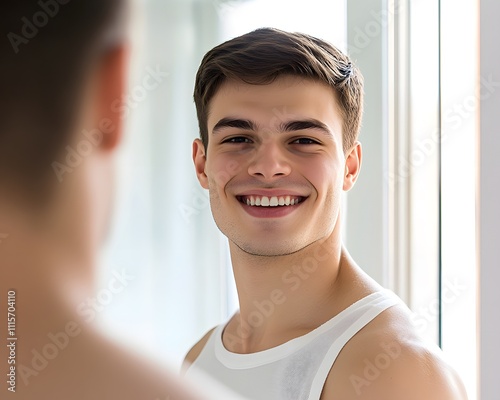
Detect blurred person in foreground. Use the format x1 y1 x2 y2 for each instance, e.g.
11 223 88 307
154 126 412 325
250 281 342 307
184 28 468 400
0 1 244 399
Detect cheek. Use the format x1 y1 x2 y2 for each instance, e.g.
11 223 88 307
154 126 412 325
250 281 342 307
304 159 343 194
206 153 243 189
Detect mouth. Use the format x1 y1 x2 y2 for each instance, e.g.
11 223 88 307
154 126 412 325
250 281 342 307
236 195 306 207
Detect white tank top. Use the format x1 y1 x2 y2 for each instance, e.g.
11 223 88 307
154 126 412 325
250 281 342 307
186 290 402 400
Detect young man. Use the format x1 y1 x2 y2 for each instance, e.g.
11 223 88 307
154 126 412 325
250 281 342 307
0 2 244 399
185 28 468 400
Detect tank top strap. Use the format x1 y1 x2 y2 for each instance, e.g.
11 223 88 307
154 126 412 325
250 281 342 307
307 289 401 399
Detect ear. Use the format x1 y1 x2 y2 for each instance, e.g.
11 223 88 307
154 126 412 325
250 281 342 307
343 141 362 191
94 44 129 152
193 139 209 189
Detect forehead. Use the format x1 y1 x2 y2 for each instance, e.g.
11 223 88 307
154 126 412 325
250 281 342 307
207 76 343 134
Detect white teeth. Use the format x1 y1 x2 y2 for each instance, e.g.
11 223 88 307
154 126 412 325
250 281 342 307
243 195 302 207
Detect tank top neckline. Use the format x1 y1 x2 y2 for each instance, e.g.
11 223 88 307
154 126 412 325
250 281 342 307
215 289 393 369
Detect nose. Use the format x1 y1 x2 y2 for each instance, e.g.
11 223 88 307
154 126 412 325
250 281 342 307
247 141 291 180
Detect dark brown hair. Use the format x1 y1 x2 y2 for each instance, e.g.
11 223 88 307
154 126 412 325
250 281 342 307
0 0 126 199
193 27 364 153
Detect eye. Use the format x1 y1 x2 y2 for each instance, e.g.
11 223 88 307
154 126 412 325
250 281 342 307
222 136 253 144
290 137 321 145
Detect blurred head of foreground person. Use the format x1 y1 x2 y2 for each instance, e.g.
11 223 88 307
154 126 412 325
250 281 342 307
0 2 244 400
185 28 468 400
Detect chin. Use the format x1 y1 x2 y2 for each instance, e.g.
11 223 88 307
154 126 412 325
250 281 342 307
234 239 306 257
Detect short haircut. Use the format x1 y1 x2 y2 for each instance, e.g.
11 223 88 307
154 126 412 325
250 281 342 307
193 27 364 153
0 0 127 200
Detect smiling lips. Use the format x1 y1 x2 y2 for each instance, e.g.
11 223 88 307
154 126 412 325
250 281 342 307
237 195 305 207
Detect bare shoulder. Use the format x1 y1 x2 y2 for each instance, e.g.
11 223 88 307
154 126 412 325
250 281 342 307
19 329 205 400
182 326 217 373
321 303 468 400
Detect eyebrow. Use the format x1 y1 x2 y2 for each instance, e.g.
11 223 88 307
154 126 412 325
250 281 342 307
279 119 333 137
212 118 257 133
212 117 333 137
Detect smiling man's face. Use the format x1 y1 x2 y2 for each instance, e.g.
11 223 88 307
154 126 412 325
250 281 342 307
193 75 361 257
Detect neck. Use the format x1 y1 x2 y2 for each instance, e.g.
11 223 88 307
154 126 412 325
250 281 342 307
229 233 338 350
226 224 380 353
